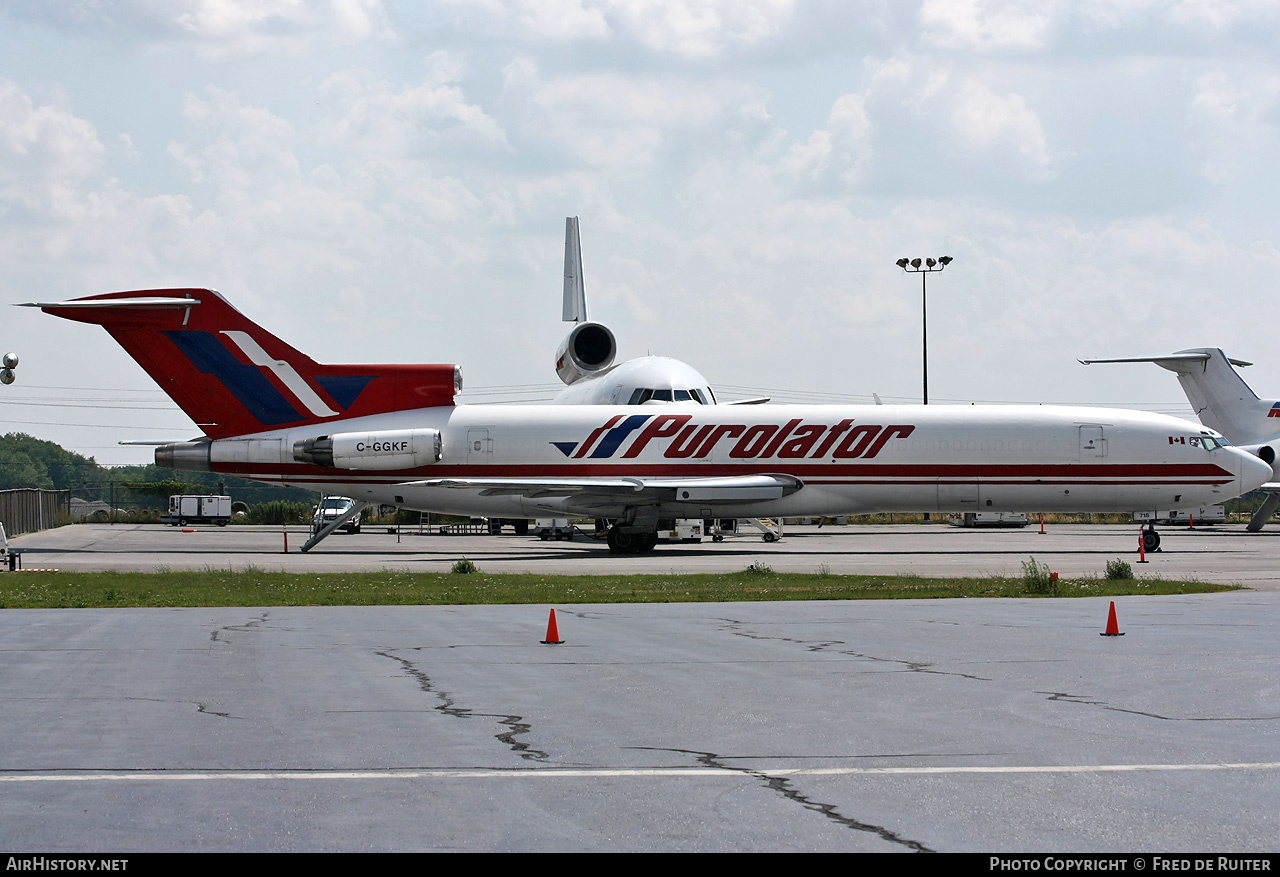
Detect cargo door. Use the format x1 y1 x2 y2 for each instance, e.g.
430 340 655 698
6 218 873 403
937 482 979 511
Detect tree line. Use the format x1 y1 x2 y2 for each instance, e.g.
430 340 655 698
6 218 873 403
0 433 317 508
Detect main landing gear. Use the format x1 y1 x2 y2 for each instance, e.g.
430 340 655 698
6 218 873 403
607 527 658 554
1142 524 1162 553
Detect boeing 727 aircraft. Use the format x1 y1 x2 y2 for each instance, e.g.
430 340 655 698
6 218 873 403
1082 348 1280 530
24 291 1271 552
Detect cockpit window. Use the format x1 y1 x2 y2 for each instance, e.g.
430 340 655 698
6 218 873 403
626 387 709 405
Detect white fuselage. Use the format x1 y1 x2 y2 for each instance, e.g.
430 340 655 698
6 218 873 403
204 403 1269 520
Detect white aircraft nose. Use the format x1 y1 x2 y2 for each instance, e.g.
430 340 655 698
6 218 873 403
1235 448 1274 495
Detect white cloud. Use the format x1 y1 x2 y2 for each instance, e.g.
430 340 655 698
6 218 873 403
949 78 1053 177
436 0 794 57
173 0 393 57
0 80 105 210
438 0 611 41
167 86 300 189
783 93 872 184
605 0 797 58
502 57 768 167
1189 69 1280 184
1 0 393 57
920 0 1055 51
317 68 508 157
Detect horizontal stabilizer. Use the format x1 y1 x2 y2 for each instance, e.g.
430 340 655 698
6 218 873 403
1080 353 1253 369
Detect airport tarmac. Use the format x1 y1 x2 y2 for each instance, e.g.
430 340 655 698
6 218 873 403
1 595 1277 852
9 521 1280 589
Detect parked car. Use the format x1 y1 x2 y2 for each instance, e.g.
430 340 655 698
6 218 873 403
313 496 362 533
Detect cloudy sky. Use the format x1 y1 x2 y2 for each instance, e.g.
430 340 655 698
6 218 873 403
2 0 1278 464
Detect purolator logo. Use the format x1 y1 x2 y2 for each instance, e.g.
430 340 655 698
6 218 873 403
556 414 915 460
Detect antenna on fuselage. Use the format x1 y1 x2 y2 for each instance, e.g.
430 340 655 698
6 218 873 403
563 216 587 323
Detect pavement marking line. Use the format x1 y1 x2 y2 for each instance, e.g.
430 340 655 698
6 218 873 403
3 762 1280 782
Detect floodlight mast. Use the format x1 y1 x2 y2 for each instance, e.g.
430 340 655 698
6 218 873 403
894 256 953 405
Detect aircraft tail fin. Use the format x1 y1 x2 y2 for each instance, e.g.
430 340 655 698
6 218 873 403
24 289 458 439
1082 348 1275 443
562 216 587 323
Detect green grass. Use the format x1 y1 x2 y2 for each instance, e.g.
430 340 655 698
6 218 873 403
0 569 1234 609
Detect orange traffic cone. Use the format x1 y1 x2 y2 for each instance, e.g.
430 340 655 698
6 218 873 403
541 608 564 644
1100 601 1125 636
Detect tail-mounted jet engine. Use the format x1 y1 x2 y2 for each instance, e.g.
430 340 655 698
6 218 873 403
554 321 616 386
294 429 442 470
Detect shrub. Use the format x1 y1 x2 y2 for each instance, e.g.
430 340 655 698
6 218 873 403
1105 558 1134 580
451 558 479 574
245 500 311 525
1021 557 1057 595
745 562 775 575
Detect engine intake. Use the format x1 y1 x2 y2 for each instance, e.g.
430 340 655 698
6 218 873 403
555 322 616 385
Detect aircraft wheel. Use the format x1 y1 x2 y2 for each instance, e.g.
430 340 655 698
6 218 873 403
640 533 658 552
607 528 638 554
514 520 529 536
1143 530 1161 553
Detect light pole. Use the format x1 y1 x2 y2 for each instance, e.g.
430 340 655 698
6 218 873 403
0 352 16 385
895 256 952 405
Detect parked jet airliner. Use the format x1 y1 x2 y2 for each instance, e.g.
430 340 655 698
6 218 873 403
23 291 1271 553
1082 348 1280 530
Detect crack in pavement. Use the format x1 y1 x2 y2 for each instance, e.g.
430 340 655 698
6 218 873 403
196 702 234 719
210 612 270 643
1039 691 1280 722
376 650 548 761
716 618 991 681
200 613 273 718
636 746 934 852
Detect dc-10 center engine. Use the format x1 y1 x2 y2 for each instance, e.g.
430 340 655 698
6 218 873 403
554 321 616 386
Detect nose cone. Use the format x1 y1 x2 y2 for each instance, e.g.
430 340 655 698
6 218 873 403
1235 448 1274 495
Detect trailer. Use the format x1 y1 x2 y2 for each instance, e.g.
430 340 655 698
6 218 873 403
1134 506 1226 525
535 518 575 540
162 495 232 527
948 512 1029 528
656 519 703 544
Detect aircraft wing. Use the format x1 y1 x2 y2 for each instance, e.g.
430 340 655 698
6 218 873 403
410 473 803 502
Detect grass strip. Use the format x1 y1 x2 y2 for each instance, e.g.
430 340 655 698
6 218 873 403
0 568 1233 609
